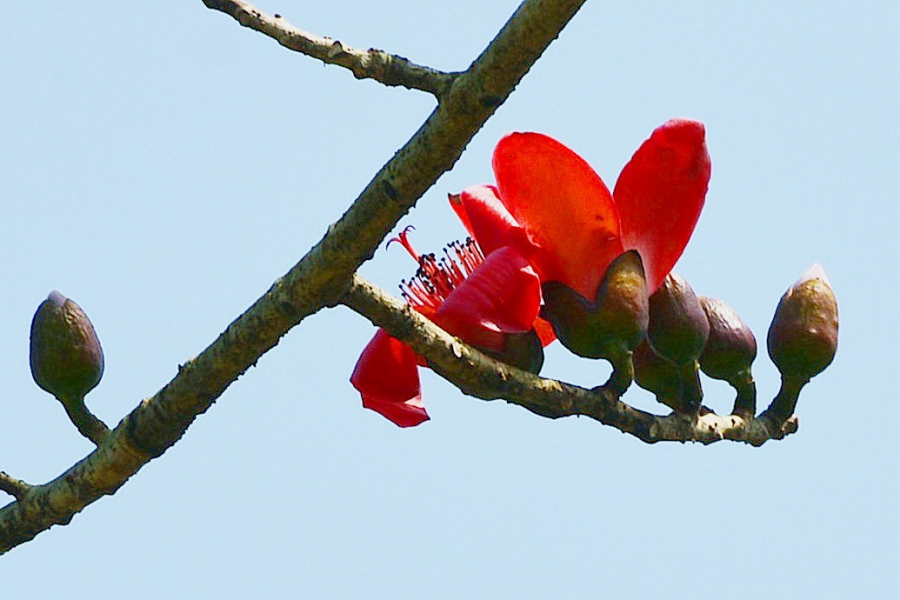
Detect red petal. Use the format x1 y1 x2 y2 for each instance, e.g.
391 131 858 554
533 316 557 347
435 247 542 351
350 329 429 427
493 132 623 300
613 119 711 293
454 185 536 260
449 193 475 240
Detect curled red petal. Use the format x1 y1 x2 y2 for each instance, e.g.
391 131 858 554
614 119 711 293
453 185 537 260
350 329 429 427
493 132 623 300
435 246 542 351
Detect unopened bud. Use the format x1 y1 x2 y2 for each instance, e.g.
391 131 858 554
489 330 544 374
767 264 838 381
633 339 682 411
699 297 757 385
647 272 709 366
30 291 104 402
542 251 648 360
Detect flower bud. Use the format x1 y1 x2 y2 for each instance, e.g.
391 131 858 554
30 291 104 402
699 296 757 385
542 251 648 360
488 330 544 374
647 272 709 366
633 339 682 410
767 264 838 381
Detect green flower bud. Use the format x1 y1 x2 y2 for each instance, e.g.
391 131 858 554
542 250 648 360
698 296 757 385
647 272 709 366
30 291 104 402
767 264 838 381
633 338 682 411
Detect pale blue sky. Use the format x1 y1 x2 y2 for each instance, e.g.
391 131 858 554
2 1 898 598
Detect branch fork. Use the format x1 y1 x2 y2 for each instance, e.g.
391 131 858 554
202 0 457 97
1 0 591 552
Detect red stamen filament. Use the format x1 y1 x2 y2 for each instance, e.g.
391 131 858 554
392 231 484 309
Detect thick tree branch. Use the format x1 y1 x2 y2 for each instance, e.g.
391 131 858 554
340 274 800 446
0 0 588 554
202 0 457 97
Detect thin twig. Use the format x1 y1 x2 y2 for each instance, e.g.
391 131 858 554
0 0 589 554
0 473 32 502
340 274 799 446
202 0 457 97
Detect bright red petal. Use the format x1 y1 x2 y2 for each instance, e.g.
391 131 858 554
493 132 623 300
452 185 536 260
449 193 475 239
435 246 542 351
350 329 429 427
533 316 557 347
613 119 711 293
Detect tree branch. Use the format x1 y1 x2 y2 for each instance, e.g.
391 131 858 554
340 274 800 446
202 0 457 97
0 473 31 502
0 0 588 554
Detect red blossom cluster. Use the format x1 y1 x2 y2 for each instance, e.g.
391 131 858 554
352 119 711 426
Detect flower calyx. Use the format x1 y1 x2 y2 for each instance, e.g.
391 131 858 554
542 250 648 393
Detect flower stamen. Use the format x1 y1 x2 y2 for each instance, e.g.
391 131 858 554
391 228 484 310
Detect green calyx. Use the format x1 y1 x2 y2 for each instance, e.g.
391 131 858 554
633 338 682 410
541 250 649 360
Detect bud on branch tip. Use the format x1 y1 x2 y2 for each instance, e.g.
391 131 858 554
30 291 109 445
767 264 839 382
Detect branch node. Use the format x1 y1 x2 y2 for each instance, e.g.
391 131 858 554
0 472 33 501
3 0 593 553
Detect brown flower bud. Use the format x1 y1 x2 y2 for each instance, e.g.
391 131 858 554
488 330 544 375
699 296 757 385
542 250 648 360
30 291 104 402
647 272 709 366
767 264 838 381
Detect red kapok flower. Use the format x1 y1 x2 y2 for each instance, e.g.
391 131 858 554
352 121 709 425
350 228 545 427
454 119 711 299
